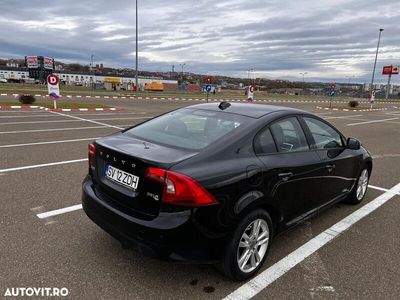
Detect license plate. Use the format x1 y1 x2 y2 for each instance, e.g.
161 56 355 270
105 164 139 190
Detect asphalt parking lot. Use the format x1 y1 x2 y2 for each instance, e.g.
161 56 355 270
1 98 399 299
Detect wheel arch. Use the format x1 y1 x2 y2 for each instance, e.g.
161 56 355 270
234 191 282 234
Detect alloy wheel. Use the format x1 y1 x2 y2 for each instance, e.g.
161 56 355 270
236 218 269 273
356 169 369 201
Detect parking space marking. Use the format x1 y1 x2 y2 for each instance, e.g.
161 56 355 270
0 124 130 135
384 113 400 116
48 111 122 129
0 116 150 126
372 153 400 159
369 185 400 195
224 182 400 300
0 114 52 119
0 137 99 148
65 112 147 116
324 114 363 120
0 112 146 119
0 158 87 174
49 110 153 130
315 112 332 115
37 204 83 219
346 117 399 126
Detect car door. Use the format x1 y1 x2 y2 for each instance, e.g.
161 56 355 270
301 116 358 206
254 116 325 225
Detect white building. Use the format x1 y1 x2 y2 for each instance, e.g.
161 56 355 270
0 68 29 81
0 67 177 88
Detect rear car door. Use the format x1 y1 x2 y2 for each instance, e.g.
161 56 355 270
255 117 325 225
300 116 358 205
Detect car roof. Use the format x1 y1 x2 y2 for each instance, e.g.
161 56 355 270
188 102 307 118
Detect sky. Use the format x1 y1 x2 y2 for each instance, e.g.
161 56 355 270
0 0 400 84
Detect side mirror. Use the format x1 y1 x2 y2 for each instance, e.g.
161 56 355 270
347 137 361 150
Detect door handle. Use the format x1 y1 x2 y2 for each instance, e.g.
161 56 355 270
278 172 293 181
325 164 336 172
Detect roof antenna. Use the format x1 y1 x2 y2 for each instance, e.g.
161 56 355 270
218 101 231 110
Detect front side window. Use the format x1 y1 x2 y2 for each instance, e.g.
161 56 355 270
124 109 249 150
303 117 343 149
270 117 309 153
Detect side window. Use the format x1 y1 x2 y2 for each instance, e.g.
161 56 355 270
254 128 277 154
270 117 309 153
304 117 343 149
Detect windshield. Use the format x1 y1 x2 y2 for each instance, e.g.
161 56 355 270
124 108 250 150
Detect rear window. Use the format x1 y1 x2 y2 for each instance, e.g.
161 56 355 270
124 108 250 150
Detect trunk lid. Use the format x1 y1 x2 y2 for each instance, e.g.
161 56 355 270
93 133 198 218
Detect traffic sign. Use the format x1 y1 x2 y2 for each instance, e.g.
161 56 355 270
47 74 59 86
205 84 212 93
330 90 336 96
330 83 336 90
249 85 255 93
47 74 60 108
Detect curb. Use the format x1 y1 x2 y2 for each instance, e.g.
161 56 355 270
316 106 388 112
1 93 399 104
39 107 124 112
0 105 40 109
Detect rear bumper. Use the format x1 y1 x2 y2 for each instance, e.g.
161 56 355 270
82 175 223 263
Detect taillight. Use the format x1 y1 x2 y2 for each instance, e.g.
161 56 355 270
88 143 96 169
145 167 217 207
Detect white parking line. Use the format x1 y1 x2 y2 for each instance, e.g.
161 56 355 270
0 114 52 119
0 137 100 148
224 182 400 300
384 113 400 116
37 204 83 219
0 112 146 119
368 184 400 195
0 124 131 135
0 158 87 174
346 117 399 126
48 110 125 130
64 112 147 116
324 114 363 120
0 116 150 126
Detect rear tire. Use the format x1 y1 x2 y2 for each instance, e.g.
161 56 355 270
218 209 273 281
345 164 370 204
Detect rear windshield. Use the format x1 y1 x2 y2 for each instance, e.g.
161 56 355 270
124 108 250 150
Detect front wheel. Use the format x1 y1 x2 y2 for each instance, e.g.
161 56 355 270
218 209 273 281
346 165 370 204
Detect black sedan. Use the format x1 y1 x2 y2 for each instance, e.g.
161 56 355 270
82 102 372 280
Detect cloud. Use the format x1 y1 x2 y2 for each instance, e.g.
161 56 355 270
0 0 399 83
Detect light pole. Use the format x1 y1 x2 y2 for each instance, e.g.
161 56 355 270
135 0 139 98
90 54 95 89
370 28 384 96
299 72 308 92
247 69 254 80
180 63 186 75
180 63 186 86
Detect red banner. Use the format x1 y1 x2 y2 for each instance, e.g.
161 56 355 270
382 65 399 75
26 56 38 68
